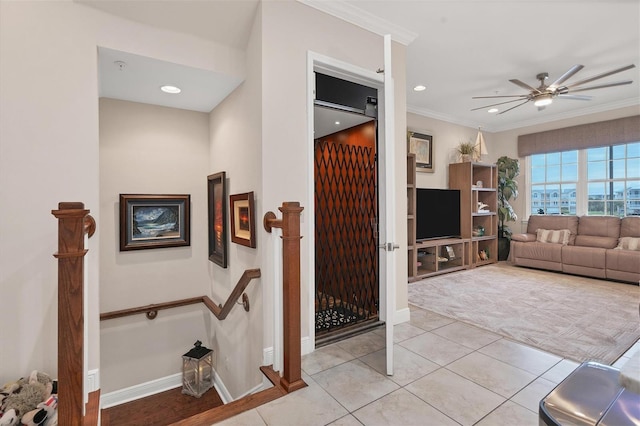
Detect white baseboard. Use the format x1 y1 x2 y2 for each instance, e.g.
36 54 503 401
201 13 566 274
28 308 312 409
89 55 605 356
301 336 312 356
99 369 243 408
212 370 232 404
100 373 183 409
86 369 100 393
395 307 410 325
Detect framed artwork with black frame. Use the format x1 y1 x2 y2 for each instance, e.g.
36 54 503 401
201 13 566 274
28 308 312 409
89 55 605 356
230 191 256 248
407 130 434 173
119 194 190 251
208 172 227 267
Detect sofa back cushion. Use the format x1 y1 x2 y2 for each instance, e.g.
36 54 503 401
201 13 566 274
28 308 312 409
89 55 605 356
526 215 578 245
620 216 640 238
575 216 620 249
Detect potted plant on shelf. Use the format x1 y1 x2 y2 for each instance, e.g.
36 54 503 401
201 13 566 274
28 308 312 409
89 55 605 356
456 141 477 162
497 155 520 261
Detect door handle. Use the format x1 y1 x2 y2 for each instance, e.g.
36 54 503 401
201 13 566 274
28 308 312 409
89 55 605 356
379 242 400 251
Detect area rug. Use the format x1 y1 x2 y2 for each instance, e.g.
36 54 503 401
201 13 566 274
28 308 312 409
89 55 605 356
408 263 640 364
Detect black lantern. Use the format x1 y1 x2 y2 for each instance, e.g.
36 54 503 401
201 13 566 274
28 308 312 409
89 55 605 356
182 340 213 397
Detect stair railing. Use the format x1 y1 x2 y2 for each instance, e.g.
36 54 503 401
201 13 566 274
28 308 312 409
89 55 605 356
263 201 306 393
52 202 98 426
100 269 261 321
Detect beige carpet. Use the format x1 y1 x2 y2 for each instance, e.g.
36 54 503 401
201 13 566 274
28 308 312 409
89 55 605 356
408 263 640 365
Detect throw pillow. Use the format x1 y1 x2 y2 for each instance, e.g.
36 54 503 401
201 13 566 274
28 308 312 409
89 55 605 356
536 228 571 245
615 236 640 251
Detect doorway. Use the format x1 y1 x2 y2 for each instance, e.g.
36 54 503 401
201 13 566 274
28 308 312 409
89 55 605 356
313 73 381 344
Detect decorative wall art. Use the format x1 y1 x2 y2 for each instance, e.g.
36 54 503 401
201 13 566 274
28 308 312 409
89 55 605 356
119 194 190 251
407 130 434 173
230 191 256 248
207 172 227 267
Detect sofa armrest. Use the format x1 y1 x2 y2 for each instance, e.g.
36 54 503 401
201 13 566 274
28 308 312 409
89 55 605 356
512 233 536 242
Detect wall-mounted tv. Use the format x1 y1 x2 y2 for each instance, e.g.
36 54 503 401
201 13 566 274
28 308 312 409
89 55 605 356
416 188 461 241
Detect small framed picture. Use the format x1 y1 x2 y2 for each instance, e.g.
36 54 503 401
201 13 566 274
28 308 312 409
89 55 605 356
230 191 256 248
207 172 227 267
119 194 190 251
407 130 434 173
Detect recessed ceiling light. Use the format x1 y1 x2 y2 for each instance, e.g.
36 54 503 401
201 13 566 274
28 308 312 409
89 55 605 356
413 85 427 92
488 108 499 113
160 85 181 94
335 121 340 125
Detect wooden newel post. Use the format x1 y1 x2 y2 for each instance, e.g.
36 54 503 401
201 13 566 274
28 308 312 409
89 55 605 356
263 202 307 393
51 202 95 425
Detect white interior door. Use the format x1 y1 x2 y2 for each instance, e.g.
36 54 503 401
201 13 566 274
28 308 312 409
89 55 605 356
380 34 396 376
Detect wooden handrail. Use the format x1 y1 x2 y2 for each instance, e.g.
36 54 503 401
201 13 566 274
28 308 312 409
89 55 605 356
52 202 96 426
100 269 261 321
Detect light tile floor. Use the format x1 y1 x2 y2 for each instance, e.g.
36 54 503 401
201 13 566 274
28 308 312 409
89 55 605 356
219 305 640 426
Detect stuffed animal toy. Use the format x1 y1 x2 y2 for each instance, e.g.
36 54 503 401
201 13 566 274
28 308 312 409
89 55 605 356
20 395 57 426
0 372 50 426
0 379 26 408
0 409 18 426
27 373 51 391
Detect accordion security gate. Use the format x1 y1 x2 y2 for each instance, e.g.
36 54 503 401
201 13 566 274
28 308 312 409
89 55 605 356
314 121 379 340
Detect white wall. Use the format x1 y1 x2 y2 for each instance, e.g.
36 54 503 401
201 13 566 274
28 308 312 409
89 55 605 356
0 0 244 386
206 4 264 398
407 113 483 189
98 99 211 392
260 0 409 353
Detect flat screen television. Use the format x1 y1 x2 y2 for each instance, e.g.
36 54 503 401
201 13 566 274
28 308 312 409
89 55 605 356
415 188 461 241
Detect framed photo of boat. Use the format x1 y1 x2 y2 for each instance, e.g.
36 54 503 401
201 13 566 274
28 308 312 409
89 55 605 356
119 194 190 251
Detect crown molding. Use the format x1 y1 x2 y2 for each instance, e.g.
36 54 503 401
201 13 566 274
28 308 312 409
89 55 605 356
407 105 488 131
297 0 418 46
488 98 640 133
408 97 640 133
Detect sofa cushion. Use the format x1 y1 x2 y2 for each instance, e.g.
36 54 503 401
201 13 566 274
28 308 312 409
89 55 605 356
616 237 640 251
574 235 619 249
562 245 606 269
577 216 620 238
574 216 620 249
526 215 578 245
606 247 640 276
536 228 571 245
620 216 640 238
512 241 563 263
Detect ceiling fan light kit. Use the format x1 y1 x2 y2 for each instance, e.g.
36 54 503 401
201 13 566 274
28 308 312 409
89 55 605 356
472 64 636 114
534 93 553 107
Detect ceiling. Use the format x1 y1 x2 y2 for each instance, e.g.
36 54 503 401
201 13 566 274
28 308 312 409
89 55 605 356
85 0 640 132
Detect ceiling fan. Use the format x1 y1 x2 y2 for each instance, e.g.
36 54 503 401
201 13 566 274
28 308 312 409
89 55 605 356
472 64 636 114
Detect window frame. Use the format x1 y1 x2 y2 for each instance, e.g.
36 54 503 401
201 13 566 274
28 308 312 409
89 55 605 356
526 142 639 218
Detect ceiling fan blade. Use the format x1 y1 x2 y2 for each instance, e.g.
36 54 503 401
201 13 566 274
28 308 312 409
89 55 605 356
509 79 540 93
498 99 531 114
565 64 636 88
549 64 584 88
472 95 529 99
557 94 592 101
569 80 633 93
471 98 530 111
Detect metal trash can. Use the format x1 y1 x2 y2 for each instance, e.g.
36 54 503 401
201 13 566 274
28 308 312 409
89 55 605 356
539 361 640 426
